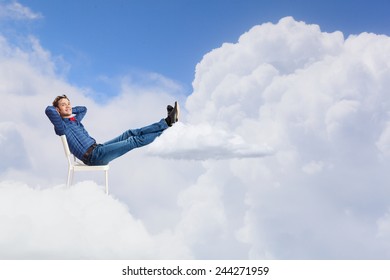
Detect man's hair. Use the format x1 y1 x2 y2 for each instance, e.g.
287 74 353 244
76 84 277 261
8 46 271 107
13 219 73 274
52 95 69 107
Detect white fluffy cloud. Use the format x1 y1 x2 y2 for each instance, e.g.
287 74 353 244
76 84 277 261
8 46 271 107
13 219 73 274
2 15 390 259
0 181 190 259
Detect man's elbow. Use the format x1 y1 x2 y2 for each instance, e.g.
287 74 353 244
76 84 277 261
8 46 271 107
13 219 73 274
45 105 55 115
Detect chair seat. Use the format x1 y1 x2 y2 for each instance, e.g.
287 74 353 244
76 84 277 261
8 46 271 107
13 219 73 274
72 162 110 171
60 135 109 194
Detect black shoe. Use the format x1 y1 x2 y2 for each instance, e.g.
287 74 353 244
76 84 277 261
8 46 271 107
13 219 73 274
165 101 180 126
167 105 174 116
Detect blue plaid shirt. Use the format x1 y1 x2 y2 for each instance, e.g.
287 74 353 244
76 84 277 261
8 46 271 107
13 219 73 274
45 106 96 160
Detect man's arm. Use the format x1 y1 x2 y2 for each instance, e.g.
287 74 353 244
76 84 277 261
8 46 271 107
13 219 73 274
72 106 87 122
45 106 65 135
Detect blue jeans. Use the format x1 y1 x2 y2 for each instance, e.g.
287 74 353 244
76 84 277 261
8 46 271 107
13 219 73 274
88 119 168 165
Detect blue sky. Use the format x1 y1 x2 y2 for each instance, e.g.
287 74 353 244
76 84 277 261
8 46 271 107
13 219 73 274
6 0 390 99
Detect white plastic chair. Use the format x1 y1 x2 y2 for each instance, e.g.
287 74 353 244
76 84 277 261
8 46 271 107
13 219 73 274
60 135 109 194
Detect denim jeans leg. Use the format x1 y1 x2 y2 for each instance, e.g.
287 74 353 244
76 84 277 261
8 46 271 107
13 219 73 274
103 119 168 145
89 119 168 165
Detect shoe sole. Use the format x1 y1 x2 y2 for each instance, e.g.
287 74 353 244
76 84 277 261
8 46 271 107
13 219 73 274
174 101 180 122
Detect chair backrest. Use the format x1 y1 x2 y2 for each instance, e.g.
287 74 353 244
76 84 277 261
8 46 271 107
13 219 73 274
60 135 73 165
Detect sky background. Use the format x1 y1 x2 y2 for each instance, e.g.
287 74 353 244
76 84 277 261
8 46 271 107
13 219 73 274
3 0 390 99
2 0 390 259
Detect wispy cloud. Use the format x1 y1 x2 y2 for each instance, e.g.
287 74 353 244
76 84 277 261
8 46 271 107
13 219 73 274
147 123 273 160
0 1 42 21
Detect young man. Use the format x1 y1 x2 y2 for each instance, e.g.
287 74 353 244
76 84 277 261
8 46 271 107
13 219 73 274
45 95 179 166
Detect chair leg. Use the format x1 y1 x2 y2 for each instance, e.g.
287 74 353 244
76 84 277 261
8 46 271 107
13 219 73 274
70 169 74 187
66 168 72 188
105 170 109 195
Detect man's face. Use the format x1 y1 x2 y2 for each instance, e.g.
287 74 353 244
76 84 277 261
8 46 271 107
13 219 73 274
56 98 72 117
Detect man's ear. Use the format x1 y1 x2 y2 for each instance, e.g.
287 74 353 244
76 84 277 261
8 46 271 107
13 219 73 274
55 107 60 114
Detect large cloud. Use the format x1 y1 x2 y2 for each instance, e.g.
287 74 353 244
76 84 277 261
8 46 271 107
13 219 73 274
152 16 390 259
2 13 390 259
0 181 190 259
